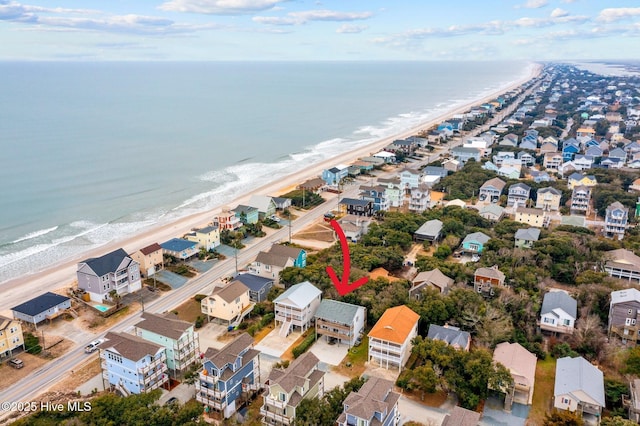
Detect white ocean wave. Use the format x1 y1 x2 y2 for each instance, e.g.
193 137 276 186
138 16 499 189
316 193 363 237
11 226 58 244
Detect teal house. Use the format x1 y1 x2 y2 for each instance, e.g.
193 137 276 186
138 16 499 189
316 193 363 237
461 231 491 254
232 205 259 225
134 312 200 376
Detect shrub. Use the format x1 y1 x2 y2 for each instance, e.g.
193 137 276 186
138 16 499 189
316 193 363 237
193 294 207 302
194 316 204 329
292 333 316 358
24 332 42 355
260 313 275 327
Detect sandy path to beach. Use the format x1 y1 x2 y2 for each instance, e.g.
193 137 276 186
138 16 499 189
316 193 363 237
0 63 542 314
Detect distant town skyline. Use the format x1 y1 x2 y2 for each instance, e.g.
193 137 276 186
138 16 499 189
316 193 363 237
1 0 639 61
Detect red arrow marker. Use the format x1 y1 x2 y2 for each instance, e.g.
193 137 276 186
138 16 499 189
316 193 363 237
326 219 369 296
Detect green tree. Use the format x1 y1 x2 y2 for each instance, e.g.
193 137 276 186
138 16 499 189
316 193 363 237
543 409 585 426
625 346 640 375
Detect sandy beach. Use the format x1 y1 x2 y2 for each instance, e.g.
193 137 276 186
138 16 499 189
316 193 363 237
0 62 542 314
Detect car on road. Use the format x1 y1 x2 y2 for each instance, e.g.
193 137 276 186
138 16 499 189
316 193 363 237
8 358 24 369
269 215 281 223
85 338 105 353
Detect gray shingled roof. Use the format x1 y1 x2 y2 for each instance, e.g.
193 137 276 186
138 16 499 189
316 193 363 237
314 299 362 326
135 312 192 340
81 248 131 277
415 219 443 237
541 291 577 319
514 228 541 242
267 351 322 394
341 377 399 422
554 356 605 407
427 324 470 348
210 280 249 303
11 292 70 316
463 231 491 245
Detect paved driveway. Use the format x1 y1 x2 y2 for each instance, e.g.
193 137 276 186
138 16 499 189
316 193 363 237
481 395 529 426
154 270 189 289
309 337 349 366
398 395 448 425
254 328 301 358
197 322 230 351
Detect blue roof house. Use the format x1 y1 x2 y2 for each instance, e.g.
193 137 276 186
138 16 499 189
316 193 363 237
11 292 72 327
232 273 274 302
195 333 260 419
562 143 580 162
161 238 199 261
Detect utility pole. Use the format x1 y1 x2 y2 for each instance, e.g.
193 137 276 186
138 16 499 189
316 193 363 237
234 242 239 275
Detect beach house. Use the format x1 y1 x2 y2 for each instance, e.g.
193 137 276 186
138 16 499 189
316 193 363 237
479 204 505 221
368 305 419 370
608 288 640 345
99 331 169 396
314 299 366 347
11 292 72 327
604 248 640 283
492 342 537 408
232 205 259 225
201 281 254 326
413 219 443 243
336 377 401 426
514 228 541 249
553 356 605 425
130 243 164 278
213 209 242 231
410 268 454 297
408 184 431 213
570 186 591 215
134 312 200 376
507 183 531 207
474 265 506 296
604 201 628 240
479 177 506 203
185 225 221 251
442 407 481 425
0 316 24 360
232 273 274 303
427 324 470 351
514 207 547 228
249 244 306 286
261 352 325 426
195 333 260 419
161 238 199 261
247 195 277 220
360 184 390 212
339 198 373 217
273 281 322 335
77 248 142 303
461 231 491 254
539 290 577 335
535 187 562 211
322 165 349 186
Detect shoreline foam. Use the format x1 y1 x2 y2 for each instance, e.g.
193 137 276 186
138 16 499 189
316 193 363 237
0 62 542 314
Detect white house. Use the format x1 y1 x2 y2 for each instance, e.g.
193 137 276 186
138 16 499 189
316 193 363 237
554 357 605 425
539 290 577 335
273 281 322 336
368 305 419 370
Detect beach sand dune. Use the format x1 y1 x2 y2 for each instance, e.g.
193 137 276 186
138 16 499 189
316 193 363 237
0 63 542 315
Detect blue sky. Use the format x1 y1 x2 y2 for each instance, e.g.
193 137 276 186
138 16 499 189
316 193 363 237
1 0 640 61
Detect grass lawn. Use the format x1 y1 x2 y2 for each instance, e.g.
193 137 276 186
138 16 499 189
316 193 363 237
529 356 556 426
333 336 369 377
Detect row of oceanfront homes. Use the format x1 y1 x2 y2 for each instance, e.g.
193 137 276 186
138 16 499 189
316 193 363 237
4 63 640 424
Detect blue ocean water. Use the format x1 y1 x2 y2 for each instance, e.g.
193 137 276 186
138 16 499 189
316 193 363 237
0 61 532 283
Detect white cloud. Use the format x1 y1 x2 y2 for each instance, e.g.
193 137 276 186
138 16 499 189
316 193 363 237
0 1 220 34
550 8 569 18
517 0 548 9
336 24 367 34
597 7 640 23
253 9 373 26
158 0 286 15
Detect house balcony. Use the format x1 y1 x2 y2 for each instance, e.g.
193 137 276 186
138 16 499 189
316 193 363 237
142 374 169 392
138 353 167 375
538 321 574 335
195 393 225 411
260 407 291 425
578 402 602 416
610 325 640 342
173 332 198 352
368 348 402 361
195 382 226 399
263 394 287 410
140 368 166 387
275 313 303 324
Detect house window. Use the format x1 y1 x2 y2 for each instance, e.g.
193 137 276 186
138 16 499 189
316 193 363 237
629 309 634 315
279 392 286 402
627 318 633 326
563 319 571 326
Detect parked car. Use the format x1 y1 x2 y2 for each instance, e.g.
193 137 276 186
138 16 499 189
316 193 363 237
8 358 24 369
85 338 105 353
165 397 179 406
269 215 281 223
